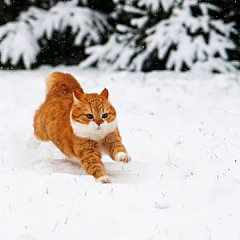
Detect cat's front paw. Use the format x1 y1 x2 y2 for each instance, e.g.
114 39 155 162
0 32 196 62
96 175 111 184
115 152 131 163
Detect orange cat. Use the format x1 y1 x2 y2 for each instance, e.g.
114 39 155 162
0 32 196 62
33 72 131 183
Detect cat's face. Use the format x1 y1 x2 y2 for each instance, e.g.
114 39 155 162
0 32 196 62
70 89 117 141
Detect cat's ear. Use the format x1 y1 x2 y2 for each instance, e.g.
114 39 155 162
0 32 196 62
100 88 109 99
73 90 83 104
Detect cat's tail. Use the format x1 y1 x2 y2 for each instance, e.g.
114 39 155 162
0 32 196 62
45 72 84 97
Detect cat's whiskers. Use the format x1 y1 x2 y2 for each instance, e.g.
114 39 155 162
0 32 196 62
70 111 117 142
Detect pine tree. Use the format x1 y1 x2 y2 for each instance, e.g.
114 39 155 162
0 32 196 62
0 0 112 69
81 0 239 73
208 0 240 63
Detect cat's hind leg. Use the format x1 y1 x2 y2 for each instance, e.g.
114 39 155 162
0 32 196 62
26 135 41 149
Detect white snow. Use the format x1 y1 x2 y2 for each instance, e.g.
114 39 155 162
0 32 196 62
0 66 240 240
3 0 11 6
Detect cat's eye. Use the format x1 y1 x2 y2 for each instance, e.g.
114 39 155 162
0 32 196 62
102 113 108 119
86 114 94 119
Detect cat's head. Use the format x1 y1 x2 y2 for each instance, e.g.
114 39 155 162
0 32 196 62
70 88 117 141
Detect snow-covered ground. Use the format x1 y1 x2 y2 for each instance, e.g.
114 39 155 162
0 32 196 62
0 66 240 240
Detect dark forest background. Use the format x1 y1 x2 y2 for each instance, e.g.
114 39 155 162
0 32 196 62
0 0 239 71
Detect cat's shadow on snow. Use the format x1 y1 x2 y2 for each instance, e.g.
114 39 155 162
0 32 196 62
35 157 149 183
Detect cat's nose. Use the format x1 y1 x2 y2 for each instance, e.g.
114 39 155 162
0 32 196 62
95 119 103 126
